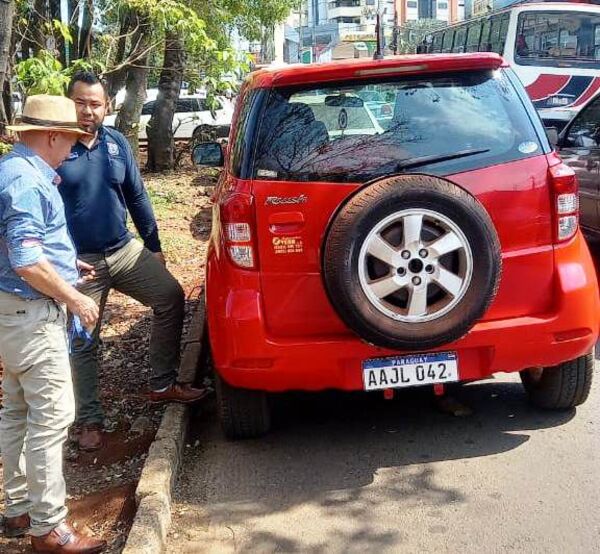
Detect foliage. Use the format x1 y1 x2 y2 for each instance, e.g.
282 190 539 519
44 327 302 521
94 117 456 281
14 51 69 95
14 49 106 96
395 19 447 54
0 141 12 156
237 0 301 41
0 132 14 155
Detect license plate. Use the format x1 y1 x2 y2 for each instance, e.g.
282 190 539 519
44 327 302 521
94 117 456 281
362 351 459 391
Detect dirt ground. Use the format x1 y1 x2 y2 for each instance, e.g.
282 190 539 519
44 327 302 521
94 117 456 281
0 166 217 553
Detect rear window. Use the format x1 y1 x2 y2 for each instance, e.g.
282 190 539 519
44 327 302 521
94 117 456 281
252 70 542 183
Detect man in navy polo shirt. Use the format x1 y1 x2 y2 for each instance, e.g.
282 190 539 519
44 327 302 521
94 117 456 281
58 72 207 452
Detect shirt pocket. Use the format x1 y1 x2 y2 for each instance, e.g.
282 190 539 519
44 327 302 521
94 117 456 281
109 155 127 184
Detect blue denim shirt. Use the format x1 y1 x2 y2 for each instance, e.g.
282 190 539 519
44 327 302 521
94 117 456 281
0 144 79 299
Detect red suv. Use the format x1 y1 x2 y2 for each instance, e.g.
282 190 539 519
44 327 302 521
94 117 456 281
193 53 599 439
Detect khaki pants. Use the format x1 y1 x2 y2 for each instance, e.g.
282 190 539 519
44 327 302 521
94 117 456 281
0 291 74 537
71 239 185 425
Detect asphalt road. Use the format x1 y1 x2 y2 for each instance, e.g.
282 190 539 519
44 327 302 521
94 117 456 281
167 368 600 553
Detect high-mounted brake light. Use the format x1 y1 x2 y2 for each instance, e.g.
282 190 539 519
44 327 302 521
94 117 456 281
220 193 258 269
548 157 578 243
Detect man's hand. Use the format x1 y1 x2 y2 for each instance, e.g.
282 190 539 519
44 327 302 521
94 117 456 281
77 259 96 285
153 252 166 266
67 293 99 332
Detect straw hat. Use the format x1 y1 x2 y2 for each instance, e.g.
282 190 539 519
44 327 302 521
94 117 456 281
7 94 91 136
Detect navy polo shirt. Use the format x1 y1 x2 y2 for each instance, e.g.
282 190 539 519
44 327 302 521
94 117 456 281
57 126 161 255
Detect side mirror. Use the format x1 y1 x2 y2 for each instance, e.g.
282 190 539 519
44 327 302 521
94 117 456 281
546 127 559 148
192 142 224 167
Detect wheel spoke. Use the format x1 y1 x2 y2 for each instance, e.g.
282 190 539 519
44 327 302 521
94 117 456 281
402 214 423 248
369 276 404 298
407 284 428 317
433 267 463 297
367 234 397 267
428 231 463 258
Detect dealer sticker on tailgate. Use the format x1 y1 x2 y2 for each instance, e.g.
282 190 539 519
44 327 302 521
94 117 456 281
362 352 459 391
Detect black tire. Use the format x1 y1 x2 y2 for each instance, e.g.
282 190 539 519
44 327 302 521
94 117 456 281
520 352 594 410
216 374 271 439
323 174 502 350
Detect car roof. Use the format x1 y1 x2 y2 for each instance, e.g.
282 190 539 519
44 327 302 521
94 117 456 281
247 53 505 89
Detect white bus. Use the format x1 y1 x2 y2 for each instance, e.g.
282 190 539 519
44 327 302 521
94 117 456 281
424 2 600 128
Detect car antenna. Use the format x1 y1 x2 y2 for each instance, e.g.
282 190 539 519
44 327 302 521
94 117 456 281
374 11 384 60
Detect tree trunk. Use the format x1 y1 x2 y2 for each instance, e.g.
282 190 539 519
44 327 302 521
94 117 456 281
48 0 65 65
78 0 93 60
116 12 151 160
146 32 184 172
106 8 131 103
31 0 47 56
0 0 15 131
68 0 81 61
261 25 275 63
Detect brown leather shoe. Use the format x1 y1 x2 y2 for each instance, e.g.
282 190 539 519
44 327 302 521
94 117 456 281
77 424 104 452
31 522 106 553
147 383 209 404
3 512 30 537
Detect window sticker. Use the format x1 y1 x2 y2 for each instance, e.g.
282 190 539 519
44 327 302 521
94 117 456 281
257 169 278 178
518 141 538 154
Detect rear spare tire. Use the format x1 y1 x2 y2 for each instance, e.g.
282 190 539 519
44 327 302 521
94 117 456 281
520 352 594 410
323 174 501 350
216 375 271 439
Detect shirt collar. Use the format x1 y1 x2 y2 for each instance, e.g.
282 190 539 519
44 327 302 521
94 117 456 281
13 143 59 184
75 125 106 152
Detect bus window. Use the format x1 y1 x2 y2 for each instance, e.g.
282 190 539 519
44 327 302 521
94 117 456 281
452 26 467 52
499 15 510 52
480 18 492 51
489 14 509 54
466 22 482 52
431 32 443 53
442 30 454 52
515 10 600 68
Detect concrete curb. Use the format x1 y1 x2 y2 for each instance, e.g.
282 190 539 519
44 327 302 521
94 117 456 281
122 296 205 554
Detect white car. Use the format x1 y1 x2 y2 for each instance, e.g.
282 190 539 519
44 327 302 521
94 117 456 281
104 94 234 140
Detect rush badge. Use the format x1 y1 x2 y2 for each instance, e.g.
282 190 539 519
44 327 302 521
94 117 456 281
107 142 120 156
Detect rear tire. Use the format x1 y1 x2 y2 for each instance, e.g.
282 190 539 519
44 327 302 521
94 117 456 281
216 375 271 439
520 352 594 410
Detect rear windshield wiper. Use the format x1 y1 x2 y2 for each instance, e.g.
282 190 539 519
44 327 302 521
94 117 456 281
394 148 491 172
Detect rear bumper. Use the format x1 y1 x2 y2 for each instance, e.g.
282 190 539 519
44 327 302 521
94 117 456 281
206 233 599 392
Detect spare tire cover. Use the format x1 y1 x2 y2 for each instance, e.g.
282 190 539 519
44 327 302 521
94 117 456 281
322 174 502 350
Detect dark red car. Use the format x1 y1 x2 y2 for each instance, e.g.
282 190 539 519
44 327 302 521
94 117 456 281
194 53 599 439
550 92 600 236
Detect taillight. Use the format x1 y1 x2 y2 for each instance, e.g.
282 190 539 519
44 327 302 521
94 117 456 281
548 157 578 243
220 192 257 269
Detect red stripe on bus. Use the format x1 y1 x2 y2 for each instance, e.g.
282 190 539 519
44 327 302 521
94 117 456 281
573 77 600 106
526 74 571 100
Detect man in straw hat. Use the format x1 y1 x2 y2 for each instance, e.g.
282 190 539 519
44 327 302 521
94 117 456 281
0 95 106 552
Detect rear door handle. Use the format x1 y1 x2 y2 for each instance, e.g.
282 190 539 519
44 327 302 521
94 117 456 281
268 211 305 234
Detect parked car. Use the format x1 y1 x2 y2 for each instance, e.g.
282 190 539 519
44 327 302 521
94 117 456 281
549 92 600 237
539 106 579 134
194 53 599 439
104 94 234 140
11 92 22 116
357 89 394 126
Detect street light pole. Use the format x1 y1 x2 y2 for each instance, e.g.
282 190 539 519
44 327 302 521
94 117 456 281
374 11 384 59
